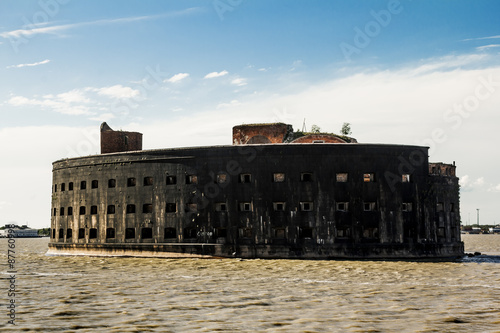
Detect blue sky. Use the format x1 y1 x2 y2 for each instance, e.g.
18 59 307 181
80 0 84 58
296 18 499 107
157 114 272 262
1 0 500 228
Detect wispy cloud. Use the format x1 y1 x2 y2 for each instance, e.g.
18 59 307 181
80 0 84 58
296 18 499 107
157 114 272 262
462 35 500 42
165 73 190 83
217 100 241 109
231 78 247 86
6 59 50 69
204 70 228 79
476 44 500 51
0 8 201 39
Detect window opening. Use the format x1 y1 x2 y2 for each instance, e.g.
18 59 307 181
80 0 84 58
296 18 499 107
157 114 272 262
106 228 115 239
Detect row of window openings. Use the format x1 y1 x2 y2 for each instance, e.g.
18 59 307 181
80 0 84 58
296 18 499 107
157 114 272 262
52 201 434 217
54 226 383 241
54 173 414 192
54 227 315 240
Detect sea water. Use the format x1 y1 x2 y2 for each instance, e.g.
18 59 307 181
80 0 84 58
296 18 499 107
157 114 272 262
1 234 499 332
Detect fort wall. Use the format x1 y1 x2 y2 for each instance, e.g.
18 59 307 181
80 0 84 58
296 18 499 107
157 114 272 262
49 143 463 259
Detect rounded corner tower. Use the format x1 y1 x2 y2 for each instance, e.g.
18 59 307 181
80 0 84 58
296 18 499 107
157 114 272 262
48 123 464 259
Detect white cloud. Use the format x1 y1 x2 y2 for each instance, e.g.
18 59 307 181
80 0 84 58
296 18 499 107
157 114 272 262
165 73 190 83
57 89 90 104
217 100 241 109
476 44 500 51
489 184 500 192
95 85 140 99
204 70 228 79
473 177 485 186
231 78 247 86
6 59 50 69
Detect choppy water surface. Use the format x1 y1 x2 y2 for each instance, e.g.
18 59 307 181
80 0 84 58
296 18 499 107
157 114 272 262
1 235 499 332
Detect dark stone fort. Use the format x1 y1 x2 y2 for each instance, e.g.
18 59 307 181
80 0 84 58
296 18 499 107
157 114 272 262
48 123 463 259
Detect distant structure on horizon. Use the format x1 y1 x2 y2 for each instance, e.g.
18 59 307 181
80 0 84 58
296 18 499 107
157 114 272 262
47 122 463 259
0 224 39 238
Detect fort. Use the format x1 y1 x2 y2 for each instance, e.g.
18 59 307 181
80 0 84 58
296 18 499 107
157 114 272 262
47 122 464 259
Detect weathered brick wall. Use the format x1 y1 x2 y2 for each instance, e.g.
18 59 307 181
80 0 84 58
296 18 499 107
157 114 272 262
100 122 143 154
232 123 293 144
291 134 347 143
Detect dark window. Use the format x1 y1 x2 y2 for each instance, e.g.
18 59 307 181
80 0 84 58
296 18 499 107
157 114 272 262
363 202 376 211
273 173 285 182
67 207 73 216
127 178 136 187
166 176 177 185
89 228 97 239
336 202 348 212
166 203 177 213
450 203 455 212
61 183 65 192
336 227 351 238
143 204 153 214
363 228 379 239
78 228 85 239
68 182 74 191
53 208 57 216
58 228 64 239
301 173 313 182
108 179 116 188
91 180 98 189
107 205 115 214
126 204 136 214
66 228 72 239
60 207 64 216
273 202 286 211
239 228 252 238
141 228 153 239
402 203 412 212
80 181 87 190
125 228 136 239
79 206 86 215
90 205 98 215
215 202 227 212
52 228 55 238
216 228 227 238
144 177 153 186
239 173 251 183
437 202 444 212
186 175 198 184
184 228 197 239
274 228 286 239
164 228 177 239
300 202 313 211
239 202 252 212
54 184 57 192
300 227 313 238
106 228 115 239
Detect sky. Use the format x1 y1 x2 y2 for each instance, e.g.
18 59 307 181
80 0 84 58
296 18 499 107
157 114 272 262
1 0 499 228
